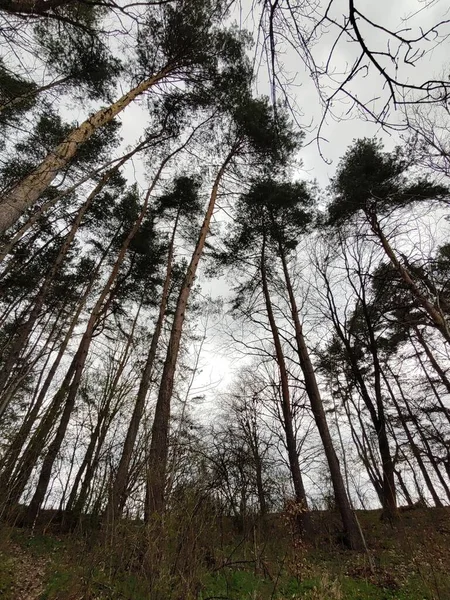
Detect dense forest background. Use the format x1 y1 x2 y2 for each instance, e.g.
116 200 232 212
0 0 449 598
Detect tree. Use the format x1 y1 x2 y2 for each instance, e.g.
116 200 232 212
258 1 450 145
327 138 450 344
0 0 249 233
22 153 171 523
316 236 400 518
146 95 298 518
218 179 364 546
105 175 203 524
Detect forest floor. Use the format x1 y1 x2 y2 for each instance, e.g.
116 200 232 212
0 507 449 599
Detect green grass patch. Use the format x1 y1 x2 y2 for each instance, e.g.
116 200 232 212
39 569 75 600
200 570 329 599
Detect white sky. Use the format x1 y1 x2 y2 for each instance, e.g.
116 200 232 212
187 0 450 398
9 0 448 407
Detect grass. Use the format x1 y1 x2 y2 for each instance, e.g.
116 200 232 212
0 507 449 599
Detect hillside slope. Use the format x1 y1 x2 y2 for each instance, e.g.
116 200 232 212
0 507 449 599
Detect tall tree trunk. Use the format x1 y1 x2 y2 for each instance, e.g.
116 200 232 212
411 328 450 425
0 140 155 263
382 368 443 507
23 157 170 524
0 65 173 233
0 304 63 422
3 362 76 510
278 246 363 549
321 265 397 518
260 234 312 536
359 284 398 520
252 442 267 518
0 317 63 485
0 167 118 417
66 306 139 518
70 412 114 518
106 212 180 524
341 387 384 504
146 148 235 518
0 232 115 506
395 468 414 507
389 367 450 502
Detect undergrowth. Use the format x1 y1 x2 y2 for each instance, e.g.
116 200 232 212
0 506 449 599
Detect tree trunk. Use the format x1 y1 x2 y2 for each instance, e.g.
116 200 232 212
146 149 235 518
260 234 312 537
0 228 115 507
367 211 450 344
357 278 398 520
66 305 139 518
322 266 397 518
0 75 71 114
342 391 384 505
395 468 414 507
3 365 76 509
278 246 363 549
412 327 450 425
0 65 172 233
254 451 267 518
389 367 450 502
106 212 180 524
0 168 117 417
382 368 443 507
0 140 155 263
23 163 165 524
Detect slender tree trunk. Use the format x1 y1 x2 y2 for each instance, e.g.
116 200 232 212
333 330 396 515
363 321 398 519
58 426 82 512
0 231 114 505
0 65 173 233
382 369 443 507
0 305 62 421
66 417 104 514
278 247 363 548
414 348 450 455
0 318 63 484
389 368 450 502
71 411 114 518
411 328 450 425
260 234 312 536
395 468 414 507
254 450 267 518
22 137 192 521
68 303 141 519
106 212 180 524
341 387 384 504
0 168 118 417
0 75 71 114
0 139 156 263
3 363 76 509
146 149 235 518
322 265 397 518
23 162 167 524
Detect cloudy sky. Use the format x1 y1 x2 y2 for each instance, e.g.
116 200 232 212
187 0 450 394
113 0 450 401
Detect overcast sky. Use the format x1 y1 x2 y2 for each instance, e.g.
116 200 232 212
115 0 450 403
186 0 450 398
